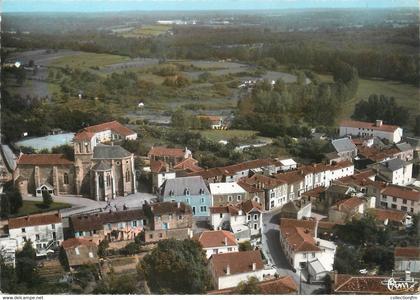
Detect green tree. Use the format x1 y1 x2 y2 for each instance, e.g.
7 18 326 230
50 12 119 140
0 254 19 293
414 115 420 137
171 109 190 129
16 241 40 287
333 245 362 275
139 239 213 294
42 190 53 208
98 239 109 258
234 277 261 294
239 241 253 252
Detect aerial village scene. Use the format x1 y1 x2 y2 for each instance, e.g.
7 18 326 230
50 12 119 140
0 0 419 296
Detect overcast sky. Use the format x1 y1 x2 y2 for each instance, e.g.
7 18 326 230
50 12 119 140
3 0 418 12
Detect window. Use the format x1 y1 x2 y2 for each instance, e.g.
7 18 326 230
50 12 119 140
149 234 153 239
107 174 111 186
237 195 241 201
253 214 258 221
178 215 182 220
391 204 397 209
270 192 275 198
254 224 258 230
159 233 163 238
220 213 223 218
51 224 55 230
228 247 232 251
107 224 112 230
402 199 407 204
199 188 205 195
23 237 27 242
125 170 131 182
201 198 205 203
85 144 89 153
248 215 251 221
393 197 397 202
200 206 207 212
63 173 69 185
228 196 233 202
401 206 407 212
21 228 26 233
132 220 138 227
184 189 190 196
36 234 40 241
311 252 316 258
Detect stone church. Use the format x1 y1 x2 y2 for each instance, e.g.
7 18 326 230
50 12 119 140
14 121 138 201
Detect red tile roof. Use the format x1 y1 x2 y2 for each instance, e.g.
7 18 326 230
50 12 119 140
197 115 223 125
357 145 400 162
148 147 186 158
273 170 305 184
9 212 61 229
210 250 264 278
61 238 96 249
394 247 420 259
340 120 400 133
279 218 320 253
74 120 136 141
240 200 263 214
334 274 406 294
173 157 203 172
209 205 240 215
207 276 298 295
370 208 406 223
198 230 238 248
17 154 73 165
240 174 286 190
382 185 420 202
150 160 168 173
302 186 326 198
335 197 364 211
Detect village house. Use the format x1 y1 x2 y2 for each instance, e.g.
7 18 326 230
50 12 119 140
395 142 414 161
379 185 420 214
142 201 193 243
279 218 336 282
148 146 193 167
277 158 298 171
61 238 99 269
328 197 366 224
8 211 64 256
208 250 276 290
238 174 288 211
197 115 225 129
394 247 420 277
331 273 410 295
159 176 212 217
14 121 137 201
149 160 176 194
189 159 282 184
207 275 298 295
301 187 326 213
368 158 413 186
369 208 413 228
197 230 238 259
280 200 312 220
331 137 358 162
339 119 403 143
274 171 305 202
210 200 263 240
209 182 247 207
69 208 146 245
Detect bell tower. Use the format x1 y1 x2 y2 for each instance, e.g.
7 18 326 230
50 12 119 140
73 131 94 196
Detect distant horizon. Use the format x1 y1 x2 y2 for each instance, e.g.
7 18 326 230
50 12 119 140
3 0 418 13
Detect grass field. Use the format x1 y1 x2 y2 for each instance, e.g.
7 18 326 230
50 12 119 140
341 78 420 122
120 25 171 38
11 201 72 217
196 129 260 142
50 52 129 69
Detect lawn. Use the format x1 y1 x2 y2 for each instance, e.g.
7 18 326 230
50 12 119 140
196 129 260 142
50 52 130 69
120 25 171 38
11 201 72 217
340 78 420 122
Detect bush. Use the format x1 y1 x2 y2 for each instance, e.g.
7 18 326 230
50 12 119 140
42 191 53 208
119 242 141 256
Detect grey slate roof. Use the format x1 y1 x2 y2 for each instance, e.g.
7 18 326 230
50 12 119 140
92 160 112 171
93 144 131 159
332 137 356 153
1 144 17 171
161 176 210 197
396 142 412 152
381 158 405 171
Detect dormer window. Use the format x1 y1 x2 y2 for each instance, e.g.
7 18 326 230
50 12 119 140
199 188 205 195
184 188 190 196
169 190 174 196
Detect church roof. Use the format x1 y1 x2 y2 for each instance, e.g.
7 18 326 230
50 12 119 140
93 144 131 159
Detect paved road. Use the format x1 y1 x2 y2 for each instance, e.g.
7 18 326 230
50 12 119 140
261 209 323 295
23 192 157 217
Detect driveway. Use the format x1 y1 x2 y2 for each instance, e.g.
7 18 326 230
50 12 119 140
23 192 157 217
261 209 324 295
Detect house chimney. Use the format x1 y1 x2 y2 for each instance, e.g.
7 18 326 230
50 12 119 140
177 202 181 208
224 237 227 245
375 120 383 127
252 262 256 271
314 219 319 238
226 264 230 275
